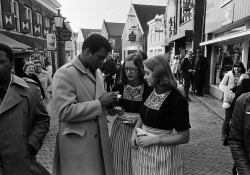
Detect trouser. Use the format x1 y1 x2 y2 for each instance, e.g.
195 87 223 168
196 86 204 96
183 78 190 98
222 106 233 136
178 73 183 83
106 81 114 92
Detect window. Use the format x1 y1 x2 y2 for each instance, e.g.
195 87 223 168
213 42 243 86
36 12 43 36
149 50 153 58
158 49 163 55
24 6 33 35
44 17 50 28
0 0 2 28
10 0 20 32
151 29 154 43
180 0 192 24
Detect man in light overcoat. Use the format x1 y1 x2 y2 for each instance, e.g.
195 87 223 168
52 34 118 175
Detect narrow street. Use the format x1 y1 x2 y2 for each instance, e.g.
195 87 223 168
38 92 234 174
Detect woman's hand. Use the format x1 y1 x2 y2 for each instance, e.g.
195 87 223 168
136 136 158 147
131 129 138 148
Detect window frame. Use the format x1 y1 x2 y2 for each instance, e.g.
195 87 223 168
10 0 20 32
151 29 154 43
0 0 2 28
24 6 33 35
36 12 43 36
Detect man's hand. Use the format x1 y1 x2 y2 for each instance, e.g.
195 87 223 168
99 92 118 107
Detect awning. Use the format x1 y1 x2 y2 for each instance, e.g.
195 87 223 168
167 30 193 43
200 29 250 46
0 33 31 50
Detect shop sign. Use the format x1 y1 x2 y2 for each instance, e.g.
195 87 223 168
221 2 234 26
47 33 56 50
128 31 136 41
59 28 72 41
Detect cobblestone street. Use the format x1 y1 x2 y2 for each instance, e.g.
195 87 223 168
38 93 234 174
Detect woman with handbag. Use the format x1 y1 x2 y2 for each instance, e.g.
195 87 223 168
219 61 248 142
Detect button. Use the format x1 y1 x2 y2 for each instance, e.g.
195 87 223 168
95 119 98 122
23 112 26 116
95 134 97 138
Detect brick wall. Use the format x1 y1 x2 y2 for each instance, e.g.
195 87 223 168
1 0 57 49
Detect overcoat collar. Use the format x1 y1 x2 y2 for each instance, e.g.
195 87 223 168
71 56 105 100
0 75 29 114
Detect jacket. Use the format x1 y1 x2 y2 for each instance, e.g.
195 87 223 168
52 57 114 175
36 70 52 99
0 75 50 175
180 56 191 78
228 92 250 175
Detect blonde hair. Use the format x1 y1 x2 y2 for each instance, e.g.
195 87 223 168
144 54 178 90
23 61 35 71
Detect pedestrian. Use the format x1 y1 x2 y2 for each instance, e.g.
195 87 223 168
219 61 248 142
0 43 50 175
17 61 46 98
181 52 193 102
187 50 196 93
101 55 117 92
52 34 118 175
114 60 122 84
228 92 250 175
108 53 148 175
131 55 190 175
171 55 179 80
193 50 208 96
45 61 53 77
34 60 52 99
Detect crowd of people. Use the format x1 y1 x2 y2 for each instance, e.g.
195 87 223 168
0 33 250 175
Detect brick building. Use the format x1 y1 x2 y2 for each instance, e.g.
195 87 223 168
0 0 61 75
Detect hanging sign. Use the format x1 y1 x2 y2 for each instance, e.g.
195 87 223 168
59 27 72 41
128 31 136 41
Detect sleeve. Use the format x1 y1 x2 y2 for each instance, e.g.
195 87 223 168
52 67 103 123
180 58 189 72
27 86 50 153
171 94 191 131
219 73 229 91
228 94 250 174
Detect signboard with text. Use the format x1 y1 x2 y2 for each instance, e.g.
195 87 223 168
221 1 234 26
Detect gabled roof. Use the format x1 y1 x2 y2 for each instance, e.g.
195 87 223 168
133 4 166 35
80 28 101 39
104 22 125 36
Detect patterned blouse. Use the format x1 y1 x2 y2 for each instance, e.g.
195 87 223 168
140 87 191 131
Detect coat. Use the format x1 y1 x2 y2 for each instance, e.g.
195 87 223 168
193 55 208 86
52 57 114 175
180 57 191 79
0 75 50 175
36 70 52 99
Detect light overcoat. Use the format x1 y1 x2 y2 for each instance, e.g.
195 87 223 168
52 57 114 175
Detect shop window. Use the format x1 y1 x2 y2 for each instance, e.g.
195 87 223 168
10 0 20 32
24 6 33 35
213 42 243 86
0 0 2 28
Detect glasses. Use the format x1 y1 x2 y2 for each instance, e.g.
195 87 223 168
124 67 138 73
36 66 41 68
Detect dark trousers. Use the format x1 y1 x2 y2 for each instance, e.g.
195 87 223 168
178 73 183 83
183 78 190 98
196 86 204 96
222 106 233 136
106 81 114 92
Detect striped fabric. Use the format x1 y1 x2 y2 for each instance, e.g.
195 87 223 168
110 118 134 175
131 125 183 175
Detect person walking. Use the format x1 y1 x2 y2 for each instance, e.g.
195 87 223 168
181 52 193 101
52 34 118 175
193 50 208 96
219 61 248 142
34 60 52 99
0 43 50 175
171 55 179 80
101 56 117 92
109 53 148 175
131 54 190 175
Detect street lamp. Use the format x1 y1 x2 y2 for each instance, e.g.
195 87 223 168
53 9 71 68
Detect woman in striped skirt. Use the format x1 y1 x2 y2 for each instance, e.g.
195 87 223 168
131 54 191 175
109 53 148 175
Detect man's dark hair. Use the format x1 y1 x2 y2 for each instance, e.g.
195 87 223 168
137 50 148 61
82 34 112 54
0 43 14 62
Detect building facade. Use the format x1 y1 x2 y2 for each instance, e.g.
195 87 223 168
0 0 61 75
200 0 250 100
121 4 165 60
101 20 124 61
164 0 205 56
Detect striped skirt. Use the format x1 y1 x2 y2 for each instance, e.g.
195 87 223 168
131 125 183 175
110 115 136 175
